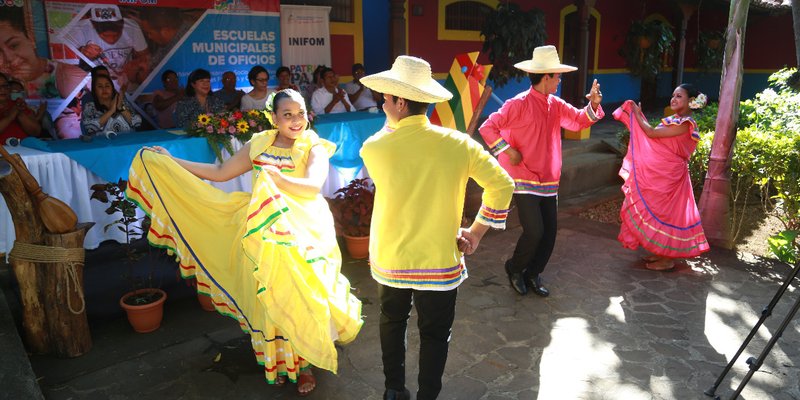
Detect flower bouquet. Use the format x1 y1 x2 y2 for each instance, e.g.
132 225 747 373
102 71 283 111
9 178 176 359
186 109 271 161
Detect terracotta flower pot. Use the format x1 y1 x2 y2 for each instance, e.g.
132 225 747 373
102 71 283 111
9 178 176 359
119 288 167 333
343 234 369 259
638 36 652 49
197 293 216 312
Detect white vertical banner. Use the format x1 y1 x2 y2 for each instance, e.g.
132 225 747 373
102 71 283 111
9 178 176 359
280 5 331 95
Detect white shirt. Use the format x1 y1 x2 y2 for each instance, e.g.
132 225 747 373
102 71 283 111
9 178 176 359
240 90 273 112
67 18 147 77
311 87 353 115
344 81 378 110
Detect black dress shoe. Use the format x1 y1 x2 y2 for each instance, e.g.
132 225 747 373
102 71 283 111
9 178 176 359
504 261 528 296
384 388 411 400
528 274 550 297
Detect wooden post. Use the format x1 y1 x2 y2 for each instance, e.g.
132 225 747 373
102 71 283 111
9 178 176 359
389 0 407 59
465 86 493 136
42 222 94 358
0 154 49 354
675 3 697 86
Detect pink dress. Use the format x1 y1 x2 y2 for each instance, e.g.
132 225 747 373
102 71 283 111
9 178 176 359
613 100 710 258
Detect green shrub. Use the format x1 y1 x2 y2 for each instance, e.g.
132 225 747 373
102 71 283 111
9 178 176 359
690 68 800 263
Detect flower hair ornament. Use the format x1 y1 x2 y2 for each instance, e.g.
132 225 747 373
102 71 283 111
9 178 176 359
689 93 707 110
263 91 278 126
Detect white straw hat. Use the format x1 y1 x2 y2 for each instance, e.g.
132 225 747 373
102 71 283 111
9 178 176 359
514 45 577 74
360 56 453 103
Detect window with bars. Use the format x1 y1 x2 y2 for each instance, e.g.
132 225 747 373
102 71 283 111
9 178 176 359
281 0 354 23
445 1 492 31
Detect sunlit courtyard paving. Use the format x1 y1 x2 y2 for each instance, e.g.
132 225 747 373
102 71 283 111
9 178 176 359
29 215 800 399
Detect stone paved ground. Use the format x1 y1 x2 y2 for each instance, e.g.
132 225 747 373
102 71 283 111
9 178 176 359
26 214 800 400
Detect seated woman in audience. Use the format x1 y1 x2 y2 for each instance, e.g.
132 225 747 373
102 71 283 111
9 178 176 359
0 73 41 144
175 68 224 129
240 66 272 112
152 70 183 129
275 66 299 92
80 74 141 136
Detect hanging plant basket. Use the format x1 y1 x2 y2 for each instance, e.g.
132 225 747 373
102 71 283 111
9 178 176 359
619 19 676 80
695 30 725 72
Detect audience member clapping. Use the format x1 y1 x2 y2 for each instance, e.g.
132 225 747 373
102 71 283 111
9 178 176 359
311 67 353 115
80 74 141 136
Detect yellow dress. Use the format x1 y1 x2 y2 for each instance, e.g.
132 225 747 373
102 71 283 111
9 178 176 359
125 130 363 384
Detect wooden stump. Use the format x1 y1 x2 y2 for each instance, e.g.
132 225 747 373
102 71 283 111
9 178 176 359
43 222 94 357
0 155 49 354
1 153 92 357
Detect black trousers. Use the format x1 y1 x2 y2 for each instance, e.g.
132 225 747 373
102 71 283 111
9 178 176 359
507 194 558 277
379 284 458 400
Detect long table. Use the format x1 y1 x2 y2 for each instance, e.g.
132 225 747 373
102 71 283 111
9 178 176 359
1 111 386 254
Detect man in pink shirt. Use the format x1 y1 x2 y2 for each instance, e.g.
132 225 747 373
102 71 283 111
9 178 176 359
479 45 604 296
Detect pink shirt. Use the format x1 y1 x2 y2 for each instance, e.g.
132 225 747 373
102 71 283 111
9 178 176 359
479 88 604 196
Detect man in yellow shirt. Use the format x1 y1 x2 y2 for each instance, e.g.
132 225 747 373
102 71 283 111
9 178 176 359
360 56 514 400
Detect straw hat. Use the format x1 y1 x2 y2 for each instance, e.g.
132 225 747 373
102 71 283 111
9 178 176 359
360 56 453 104
514 45 577 74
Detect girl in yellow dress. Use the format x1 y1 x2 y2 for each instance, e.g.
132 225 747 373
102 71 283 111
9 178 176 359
126 89 363 396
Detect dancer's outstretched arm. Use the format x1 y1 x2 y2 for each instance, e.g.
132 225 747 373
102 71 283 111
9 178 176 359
144 144 252 182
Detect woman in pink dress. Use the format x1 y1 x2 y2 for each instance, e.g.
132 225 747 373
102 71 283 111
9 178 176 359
613 83 710 271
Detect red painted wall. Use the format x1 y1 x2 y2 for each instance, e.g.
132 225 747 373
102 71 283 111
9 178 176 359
401 0 795 74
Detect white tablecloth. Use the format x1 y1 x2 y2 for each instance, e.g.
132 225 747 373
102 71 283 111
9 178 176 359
0 145 251 254
1 145 367 254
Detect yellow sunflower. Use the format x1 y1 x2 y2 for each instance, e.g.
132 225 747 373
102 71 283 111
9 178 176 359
247 109 260 117
197 114 212 125
236 120 250 133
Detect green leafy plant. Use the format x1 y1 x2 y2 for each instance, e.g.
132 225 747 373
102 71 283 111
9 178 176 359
619 19 675 80
480 2 546 88
327 178 374 237
695 30 725 72
90 180 163 305
690 68 800 262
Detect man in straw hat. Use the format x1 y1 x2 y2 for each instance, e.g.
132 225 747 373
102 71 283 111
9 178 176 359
360 55 514 400
480 45 604 297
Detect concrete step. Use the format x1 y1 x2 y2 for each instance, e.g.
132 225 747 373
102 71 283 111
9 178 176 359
559 151 622 199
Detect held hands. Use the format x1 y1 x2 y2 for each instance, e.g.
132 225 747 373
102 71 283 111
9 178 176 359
585 79 602 108
505 147 522 166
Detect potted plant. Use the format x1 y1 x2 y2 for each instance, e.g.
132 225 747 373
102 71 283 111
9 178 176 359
695 30 725 72
480 2 547 88
327 178 374 259
90 179 167 333
619 19 675 80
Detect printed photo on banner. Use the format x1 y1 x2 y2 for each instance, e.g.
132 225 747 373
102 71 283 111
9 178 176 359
0 2 82 139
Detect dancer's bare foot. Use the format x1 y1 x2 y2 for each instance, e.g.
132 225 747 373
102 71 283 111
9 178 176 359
297 370 316 396
646 257 675 271
641 254 660 263
274 375 287 387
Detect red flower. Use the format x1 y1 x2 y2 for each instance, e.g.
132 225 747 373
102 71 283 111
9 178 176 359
232 111 243 120
220 119 229 128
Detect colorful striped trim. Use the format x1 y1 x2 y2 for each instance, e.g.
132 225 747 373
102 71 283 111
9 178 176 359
514 180 559 195
477 204 509 229
370 261 466 289
660 115 699 141
624 207 708 252
585 104 600 122
488 138 510 156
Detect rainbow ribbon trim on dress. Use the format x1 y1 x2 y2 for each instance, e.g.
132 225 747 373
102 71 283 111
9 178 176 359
370 261 466 290
514 179 559 196
477 204 509 229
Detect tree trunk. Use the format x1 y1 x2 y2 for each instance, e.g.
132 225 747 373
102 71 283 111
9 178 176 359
0 155 49 354
793 0 800 66
42 223 94 358
698 0 750 249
